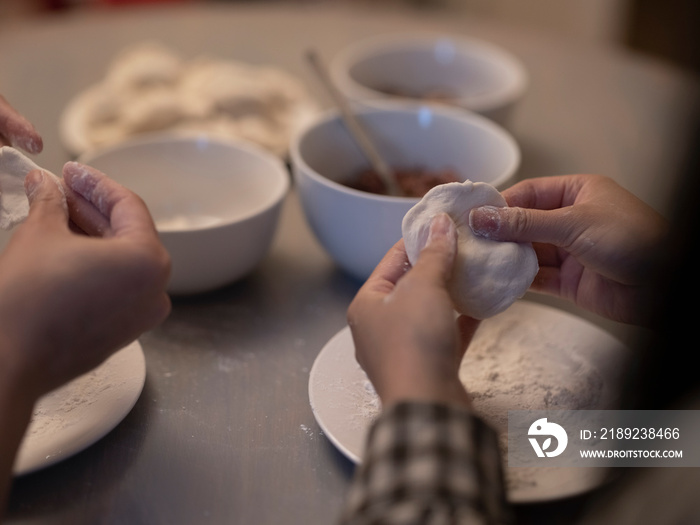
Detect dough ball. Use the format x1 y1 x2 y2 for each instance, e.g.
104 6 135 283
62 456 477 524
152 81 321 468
120 87 184 133
179 58 269 118
401 180 538 319
105 41 183 91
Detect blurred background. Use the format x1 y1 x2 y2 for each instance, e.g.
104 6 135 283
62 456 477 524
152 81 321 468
2 0 698 74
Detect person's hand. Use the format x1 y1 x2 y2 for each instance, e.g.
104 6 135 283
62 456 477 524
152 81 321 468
0 161 171 513
0 95 42 154
469 174 668 325
0 161 171 400
347 213 480 409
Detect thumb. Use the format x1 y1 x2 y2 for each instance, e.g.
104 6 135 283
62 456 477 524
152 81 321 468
409 213 458 287
24 169 69 227
469 205 577 247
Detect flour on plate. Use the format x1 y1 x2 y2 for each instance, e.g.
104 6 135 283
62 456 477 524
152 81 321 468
15 341 146 475
348 303 623 493
25 366 126 439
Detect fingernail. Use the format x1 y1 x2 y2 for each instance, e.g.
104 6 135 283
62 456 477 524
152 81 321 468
64 161 111 216
24 169 45 200
64 161 90 180
427 213 455 245
469 206 501 238
7 117 43 154
16 134 43 155
63 161 93 194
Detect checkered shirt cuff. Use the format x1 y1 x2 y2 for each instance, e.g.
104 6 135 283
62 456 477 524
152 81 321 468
340 402 512 525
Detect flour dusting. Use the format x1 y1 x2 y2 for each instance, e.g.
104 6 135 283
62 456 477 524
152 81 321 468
26 367 126 438
15 342 146 475
341 304 623 493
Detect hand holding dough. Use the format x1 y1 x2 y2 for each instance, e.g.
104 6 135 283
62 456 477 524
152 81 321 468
402 180 538 319
0 146 56 230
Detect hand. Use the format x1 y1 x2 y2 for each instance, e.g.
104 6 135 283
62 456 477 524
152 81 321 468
0 162 170 514
0 162 171 399
469 174 668 325
0 95 42 154
347 213 480 409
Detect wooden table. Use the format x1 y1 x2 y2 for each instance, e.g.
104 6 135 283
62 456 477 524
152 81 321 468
1 3 698 524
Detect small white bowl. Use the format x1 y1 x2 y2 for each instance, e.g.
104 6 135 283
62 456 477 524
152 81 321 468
290 103 520 281
330 33 527 127
80 134 289 295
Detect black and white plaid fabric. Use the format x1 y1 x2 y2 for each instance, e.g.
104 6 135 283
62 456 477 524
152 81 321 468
340 402 512 525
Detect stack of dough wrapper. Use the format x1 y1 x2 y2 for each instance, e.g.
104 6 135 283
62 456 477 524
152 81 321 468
72 42 317 157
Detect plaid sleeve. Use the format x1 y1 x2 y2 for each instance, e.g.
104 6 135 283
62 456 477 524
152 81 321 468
339 402 513 525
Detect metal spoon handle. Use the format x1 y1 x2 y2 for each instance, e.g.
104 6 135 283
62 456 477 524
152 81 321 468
306 49 402 197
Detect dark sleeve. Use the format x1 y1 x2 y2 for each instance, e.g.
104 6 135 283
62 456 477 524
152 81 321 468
339 401 513 525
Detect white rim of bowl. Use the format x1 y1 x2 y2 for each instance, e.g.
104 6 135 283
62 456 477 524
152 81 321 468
289 103 521 200
77 132 290 232
329 32 528 113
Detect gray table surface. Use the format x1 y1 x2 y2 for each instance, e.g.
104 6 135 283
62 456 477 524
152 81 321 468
1 3 698 524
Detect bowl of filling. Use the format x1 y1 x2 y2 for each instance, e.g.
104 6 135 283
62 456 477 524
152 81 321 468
290 103 520 281
79 134 290 295
330 33 527 128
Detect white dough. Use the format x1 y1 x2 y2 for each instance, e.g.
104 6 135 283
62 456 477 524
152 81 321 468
0 147 44 230
120 87 184 133
72 42 318 157
105 41 183 91
401 180 538 319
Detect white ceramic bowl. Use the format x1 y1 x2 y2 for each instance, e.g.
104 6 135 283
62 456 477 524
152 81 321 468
290 103 520 281
80 134 289 295
330 33 527 127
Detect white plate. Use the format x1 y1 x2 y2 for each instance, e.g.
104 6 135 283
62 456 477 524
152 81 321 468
13 340 146 475
308 301 630 503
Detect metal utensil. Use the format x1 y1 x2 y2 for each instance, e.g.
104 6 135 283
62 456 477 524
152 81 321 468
305 49 403 197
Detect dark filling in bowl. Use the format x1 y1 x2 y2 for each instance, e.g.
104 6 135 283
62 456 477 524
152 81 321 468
344 167 461 197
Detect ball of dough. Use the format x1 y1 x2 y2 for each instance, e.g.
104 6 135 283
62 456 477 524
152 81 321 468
401 180 538 319
105 41 183 91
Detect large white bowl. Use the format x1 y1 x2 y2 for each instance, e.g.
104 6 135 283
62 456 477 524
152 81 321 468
80 134 289 295
330 33 527 127
290 103 520 281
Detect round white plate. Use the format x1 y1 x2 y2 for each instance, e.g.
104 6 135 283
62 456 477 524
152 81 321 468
308 300 630 503
13 340 146 475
